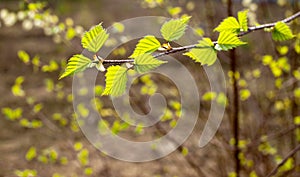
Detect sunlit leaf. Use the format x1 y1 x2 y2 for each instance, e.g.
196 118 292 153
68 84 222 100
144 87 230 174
272 21 295 41
74 142 83 151
129 35 161 58
240 89 251 101
167 6 182 16
42 60 59 72
66 27 76 40
84 167 93 176
112 22 124 33
202 91 217 101
134 53 167 73
12 76 25 97
59 54 92 79
278 158 294 172
215 31 247 51
217 92 228 107
77 149 89 166
81 23 109 53
160 16 191 41
26 147 37 161
102 65 128 96
18 50 30 64
184 38 217 65
214 17 240 33
2 107 23 121
15 169 37 177
238 10 248 32
181 147 189 156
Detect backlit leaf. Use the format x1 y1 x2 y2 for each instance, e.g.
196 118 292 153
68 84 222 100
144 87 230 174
215 31 247 51
26 147 37 161
167 7 182 17
272 21 295 41
238 10 248 32
240 89 251 101
102 66 128 96
214 17 240 33
59 54 92 79
184 38 217 66
160 16 191 41
134 53 167 73
129 35 161 58
81 23 109 53
18 50 30 64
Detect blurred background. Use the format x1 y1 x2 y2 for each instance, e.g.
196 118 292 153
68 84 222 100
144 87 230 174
0 0 300 177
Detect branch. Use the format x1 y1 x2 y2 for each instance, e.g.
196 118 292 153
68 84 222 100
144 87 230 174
238 11 300 36
266 144 300 177
102 11 300 65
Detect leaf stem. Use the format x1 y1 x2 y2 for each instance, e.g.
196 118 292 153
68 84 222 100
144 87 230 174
102 11 300 64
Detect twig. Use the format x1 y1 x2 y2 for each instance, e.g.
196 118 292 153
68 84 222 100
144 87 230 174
266 144 300 177
239 11 300 36
102 11 300 64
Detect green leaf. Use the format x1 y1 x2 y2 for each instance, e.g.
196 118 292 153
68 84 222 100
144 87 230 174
2 107 23 120
77 149 89 166
167 7 182 17
238 10 248 32
272 21 295 41
215 31 247 51
129 35 161 58
240 89 251 101
18 50 30 64
134 53 167 73
160 16 191 41
81 23 109 53
59 54 92 79
214 17 240 33
42 60 59 72
26 147 37 161
102 66 128 96
184 38 217 66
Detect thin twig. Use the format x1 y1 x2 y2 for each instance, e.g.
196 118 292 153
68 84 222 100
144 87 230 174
266 144 300 177
102 11 300 64
238 11 300 36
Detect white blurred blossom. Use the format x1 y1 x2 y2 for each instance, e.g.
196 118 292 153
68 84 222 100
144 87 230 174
249 3 258 11
53 35 62 43
75 25 84 35
44 27 53 36
277 0 287 7
22 19 33 31
242 0 252 7
0 9 9 19
28 11 35 19
4 13 17 27
34 19 44 27
17 11 26 20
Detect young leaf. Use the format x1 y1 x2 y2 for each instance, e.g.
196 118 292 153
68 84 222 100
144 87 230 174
129 35 161 58
59 54 92 79
184 38 217 66
214 17 240 33
238 10 248 32
160 16 191 41
81 23 109 53
272 21 295 41
215 31 247 51
18 50 30 64
134 53 167 73
102 66 128 96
